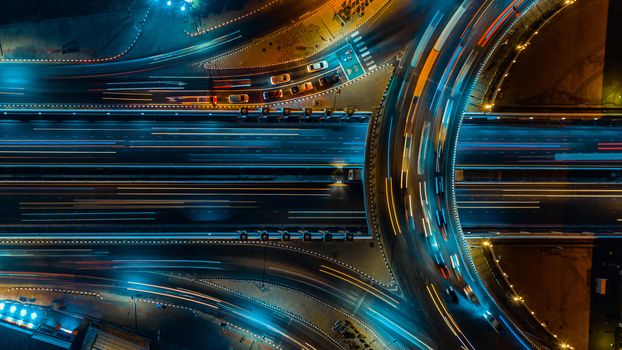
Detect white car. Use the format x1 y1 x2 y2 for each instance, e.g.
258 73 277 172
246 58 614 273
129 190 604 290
270 73 291 85
307 60 328 73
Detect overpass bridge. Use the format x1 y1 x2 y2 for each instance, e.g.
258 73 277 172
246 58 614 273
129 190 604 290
0 112 371 241
457 117 622 236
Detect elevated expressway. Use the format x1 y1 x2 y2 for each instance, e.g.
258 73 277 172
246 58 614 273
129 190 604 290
0 0 587 349
367 0 575 349
0 113 369 240
458 117 622 241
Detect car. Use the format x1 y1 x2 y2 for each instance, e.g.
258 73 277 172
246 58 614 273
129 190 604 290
307 60 328 73
318 73 340 87
433 250 450 279
290 82 314 95
445 287 459 304
435 208 445 227
300 81 314 92
449 254 462 279
463 285 480 305
270 73 291 85
228 94 249 103
435 176 444 195
263 89 283 101
483 311 503 333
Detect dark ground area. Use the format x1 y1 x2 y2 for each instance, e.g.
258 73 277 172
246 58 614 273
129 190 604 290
0 0 144 25
191 0 249 17
495 0 609 109
0 325 62 350
588 242 622 350
493 243 592 350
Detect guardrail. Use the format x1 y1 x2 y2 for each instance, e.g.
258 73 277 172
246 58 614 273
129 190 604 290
0 228 372 244
0 107 372 122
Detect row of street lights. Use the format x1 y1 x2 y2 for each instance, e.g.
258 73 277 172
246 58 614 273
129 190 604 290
158 0 193 12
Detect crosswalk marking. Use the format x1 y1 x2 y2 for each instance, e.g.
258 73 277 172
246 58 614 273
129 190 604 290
347 32 379 73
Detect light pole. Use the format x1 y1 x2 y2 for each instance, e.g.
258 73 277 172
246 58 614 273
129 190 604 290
333 89 341 108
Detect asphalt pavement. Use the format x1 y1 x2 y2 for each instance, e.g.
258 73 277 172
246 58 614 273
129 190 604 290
0 116 368 237
457 122 622 232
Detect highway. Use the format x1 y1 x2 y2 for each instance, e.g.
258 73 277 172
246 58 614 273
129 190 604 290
0 116 368 237
0 0 583 348
367 0 563 349
457 122 622 232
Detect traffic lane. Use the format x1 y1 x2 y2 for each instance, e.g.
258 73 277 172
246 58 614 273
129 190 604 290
457 123 622 168
0 245 402 346
0 180 367 234
372 0 542 348
370 27 479 350
0 119 367 167
456 182 622 229
0 272 337 350
0 66 347 107
161 67 346 106
0 244 396 310
199 54 342 88
134 273 342 350
431 1 560 347
456 122 622 228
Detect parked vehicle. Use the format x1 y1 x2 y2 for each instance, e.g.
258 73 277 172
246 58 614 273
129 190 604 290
290 82 314 95
318 73 340 87
263 89 283 101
